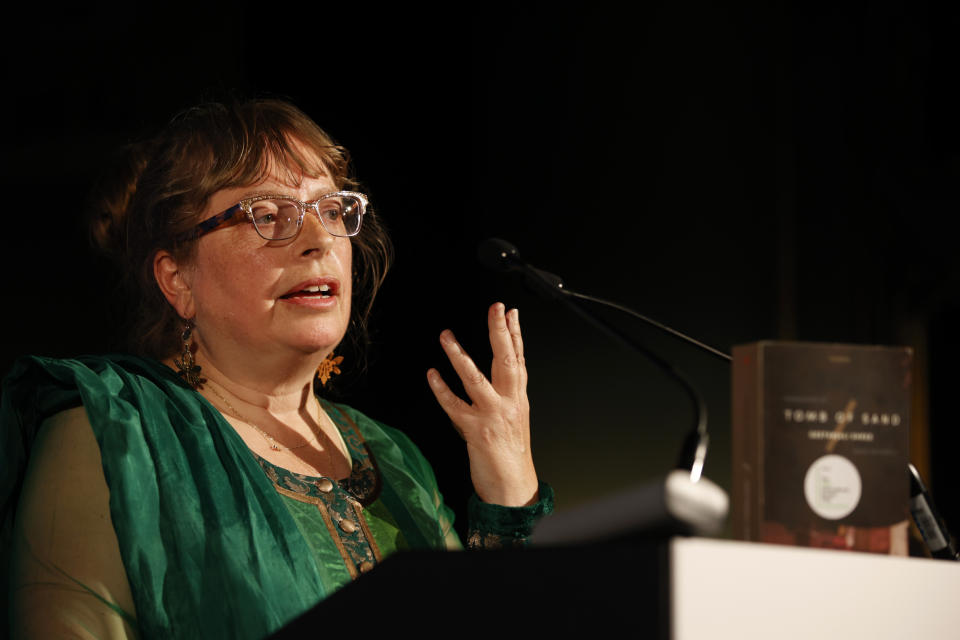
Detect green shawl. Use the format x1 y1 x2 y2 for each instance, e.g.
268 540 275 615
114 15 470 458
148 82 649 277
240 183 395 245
1 354 453 638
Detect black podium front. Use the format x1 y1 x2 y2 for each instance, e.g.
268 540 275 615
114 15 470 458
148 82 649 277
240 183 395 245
270 537 960 637
270 541 669 636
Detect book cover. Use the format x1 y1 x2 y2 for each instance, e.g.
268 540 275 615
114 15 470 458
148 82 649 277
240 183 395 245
732 341 912 554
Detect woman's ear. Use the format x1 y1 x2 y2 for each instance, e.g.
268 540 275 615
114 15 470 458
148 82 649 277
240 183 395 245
154 250 195 319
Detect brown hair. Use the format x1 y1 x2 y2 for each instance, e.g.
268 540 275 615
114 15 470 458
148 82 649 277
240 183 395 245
89 99 393 362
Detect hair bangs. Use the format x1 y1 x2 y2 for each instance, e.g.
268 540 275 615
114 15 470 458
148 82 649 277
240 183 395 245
199 127 353 207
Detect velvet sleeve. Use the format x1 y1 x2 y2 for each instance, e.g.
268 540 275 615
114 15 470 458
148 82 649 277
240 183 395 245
466 483 555 549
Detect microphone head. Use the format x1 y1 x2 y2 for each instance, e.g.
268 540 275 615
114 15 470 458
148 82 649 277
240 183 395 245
477 237 522 272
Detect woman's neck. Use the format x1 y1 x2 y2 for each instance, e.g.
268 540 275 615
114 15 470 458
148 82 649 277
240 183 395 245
168 342 328 418
163 335 352 479
204 357 314 416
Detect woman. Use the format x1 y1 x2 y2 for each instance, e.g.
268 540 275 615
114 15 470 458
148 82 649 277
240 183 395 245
1 99 552 638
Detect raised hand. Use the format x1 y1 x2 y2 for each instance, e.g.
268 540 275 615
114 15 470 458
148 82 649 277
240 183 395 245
426 302 539 507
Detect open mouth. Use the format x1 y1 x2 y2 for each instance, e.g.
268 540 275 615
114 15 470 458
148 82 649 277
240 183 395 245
280 281 338 299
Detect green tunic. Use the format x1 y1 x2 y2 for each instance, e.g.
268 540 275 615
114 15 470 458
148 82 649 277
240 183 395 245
1 354 553 638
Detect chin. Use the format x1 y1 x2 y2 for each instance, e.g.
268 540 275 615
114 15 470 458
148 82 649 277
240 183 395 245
290 329 348 355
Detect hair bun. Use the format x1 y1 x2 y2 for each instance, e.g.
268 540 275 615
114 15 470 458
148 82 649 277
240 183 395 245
87 140 153 263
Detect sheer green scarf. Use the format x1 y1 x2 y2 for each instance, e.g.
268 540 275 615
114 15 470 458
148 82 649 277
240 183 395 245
2 355 452 639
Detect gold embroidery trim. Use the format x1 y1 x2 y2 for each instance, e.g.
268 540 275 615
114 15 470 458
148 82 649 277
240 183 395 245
263 401 382 578
273 484 360 580
348 497 382 563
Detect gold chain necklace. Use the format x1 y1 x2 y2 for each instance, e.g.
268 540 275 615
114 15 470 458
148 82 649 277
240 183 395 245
205 381 324 453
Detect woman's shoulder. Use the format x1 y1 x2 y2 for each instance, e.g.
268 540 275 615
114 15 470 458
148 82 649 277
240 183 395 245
4 354 189 409
2 353 210 459
5 353 175 385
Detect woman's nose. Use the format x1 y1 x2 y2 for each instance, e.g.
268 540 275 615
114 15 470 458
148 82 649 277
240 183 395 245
296 209 337 254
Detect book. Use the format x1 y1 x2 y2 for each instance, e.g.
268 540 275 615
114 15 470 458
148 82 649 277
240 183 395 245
732 341 912 554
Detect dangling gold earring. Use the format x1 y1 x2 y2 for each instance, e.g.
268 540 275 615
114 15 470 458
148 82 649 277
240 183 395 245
316 353 344 385
175 320 205 389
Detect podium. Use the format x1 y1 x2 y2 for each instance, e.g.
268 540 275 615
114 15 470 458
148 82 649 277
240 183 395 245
670 538 959 638
271 538 959 638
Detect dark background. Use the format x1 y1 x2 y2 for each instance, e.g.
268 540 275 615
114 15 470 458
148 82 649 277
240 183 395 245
2 2 958 544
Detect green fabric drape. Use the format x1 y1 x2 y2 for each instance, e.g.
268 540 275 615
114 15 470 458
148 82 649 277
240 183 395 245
2 355 453 639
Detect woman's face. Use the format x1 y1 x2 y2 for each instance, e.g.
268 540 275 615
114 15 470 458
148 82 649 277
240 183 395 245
184 159 352 365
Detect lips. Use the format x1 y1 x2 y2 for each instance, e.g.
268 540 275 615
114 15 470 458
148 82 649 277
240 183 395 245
279 277 340 299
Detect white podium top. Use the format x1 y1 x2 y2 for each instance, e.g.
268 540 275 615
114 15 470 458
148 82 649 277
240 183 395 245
671 538 960 640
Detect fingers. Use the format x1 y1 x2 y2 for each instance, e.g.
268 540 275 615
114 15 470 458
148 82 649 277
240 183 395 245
488 303 524 394
428 304 531 462
437 329 497 407
507 307 525 367
429 303 527 414
426 368 470 438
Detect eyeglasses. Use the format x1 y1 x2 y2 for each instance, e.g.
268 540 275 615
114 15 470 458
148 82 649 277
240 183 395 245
185 191 367 242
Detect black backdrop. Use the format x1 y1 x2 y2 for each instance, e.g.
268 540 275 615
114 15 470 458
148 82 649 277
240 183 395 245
2 1 958 542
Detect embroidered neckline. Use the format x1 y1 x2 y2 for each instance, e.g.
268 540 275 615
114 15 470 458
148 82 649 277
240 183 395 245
251 399 381 506
251 400 385 579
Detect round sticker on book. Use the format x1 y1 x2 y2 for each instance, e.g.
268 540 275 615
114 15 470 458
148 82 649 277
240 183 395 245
803 454 862 520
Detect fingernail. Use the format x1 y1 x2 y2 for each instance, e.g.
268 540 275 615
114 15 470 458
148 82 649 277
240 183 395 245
510 308 519 324
440 329 455 344
427 369 442 387
498 302 506 316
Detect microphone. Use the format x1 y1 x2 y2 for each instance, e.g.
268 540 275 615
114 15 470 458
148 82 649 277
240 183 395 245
476 237 520 272
478 237 711 480
478 238 731 362
477 238 567 302
479 238 731 543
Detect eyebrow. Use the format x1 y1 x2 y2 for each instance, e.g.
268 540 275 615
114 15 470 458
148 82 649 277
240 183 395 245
236 189 340 202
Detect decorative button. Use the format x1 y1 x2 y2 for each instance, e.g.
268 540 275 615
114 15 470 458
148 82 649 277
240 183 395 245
339 518 357 533
315 478 334 493
358 561 374 573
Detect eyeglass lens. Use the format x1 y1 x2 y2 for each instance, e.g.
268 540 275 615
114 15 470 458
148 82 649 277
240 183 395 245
249 196 362 240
